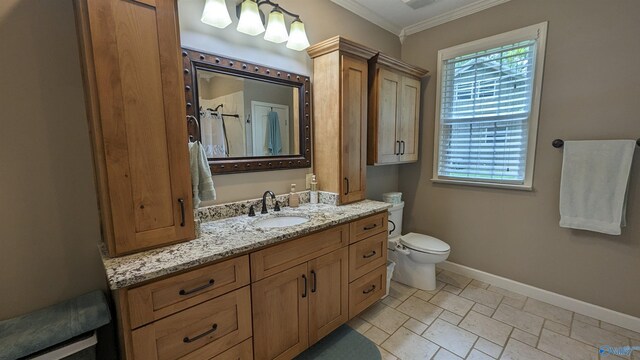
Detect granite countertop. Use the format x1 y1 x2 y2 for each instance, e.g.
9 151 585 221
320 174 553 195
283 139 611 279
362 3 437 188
102 200 391 290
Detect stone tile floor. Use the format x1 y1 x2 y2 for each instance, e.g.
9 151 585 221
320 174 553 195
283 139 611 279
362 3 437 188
347 268 640 360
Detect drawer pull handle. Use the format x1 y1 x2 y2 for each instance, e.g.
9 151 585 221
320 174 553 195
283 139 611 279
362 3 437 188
363 224 377 230
183 324 218 343
363 251 377 259
179 279 215 296
311 270 317 293
363 285 376 294
302 275 308 298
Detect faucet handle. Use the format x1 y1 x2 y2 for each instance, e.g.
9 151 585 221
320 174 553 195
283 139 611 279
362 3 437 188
248 205 256 217
274 201 281 212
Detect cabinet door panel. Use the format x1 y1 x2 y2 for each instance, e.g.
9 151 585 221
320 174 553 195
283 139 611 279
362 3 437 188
340 55 367 204
308 248 349 345
399 76 421 162
82 0 194 255
376 69 402 164
252 263 309 360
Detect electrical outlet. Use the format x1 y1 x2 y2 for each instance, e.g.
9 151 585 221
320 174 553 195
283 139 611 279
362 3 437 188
305 173 313 190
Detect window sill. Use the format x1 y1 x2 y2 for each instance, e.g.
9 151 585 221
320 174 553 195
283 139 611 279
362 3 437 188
431 178 533 191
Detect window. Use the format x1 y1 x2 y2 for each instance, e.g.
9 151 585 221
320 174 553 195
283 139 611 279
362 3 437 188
433 22 548 190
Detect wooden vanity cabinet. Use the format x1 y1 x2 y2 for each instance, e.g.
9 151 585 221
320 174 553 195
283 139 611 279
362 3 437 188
307 37 377 204
251 226 350 360
368 53 428 165
74 0 195 256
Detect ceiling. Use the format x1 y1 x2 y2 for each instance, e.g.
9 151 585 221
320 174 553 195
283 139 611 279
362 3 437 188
330 0 510 41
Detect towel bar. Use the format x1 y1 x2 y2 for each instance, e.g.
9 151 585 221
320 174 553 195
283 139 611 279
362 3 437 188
552 138 640 148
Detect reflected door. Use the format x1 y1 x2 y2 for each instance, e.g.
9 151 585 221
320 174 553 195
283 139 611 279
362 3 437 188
251 101 290 156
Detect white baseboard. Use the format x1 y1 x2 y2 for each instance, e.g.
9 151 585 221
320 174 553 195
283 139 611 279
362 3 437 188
438 261 640 333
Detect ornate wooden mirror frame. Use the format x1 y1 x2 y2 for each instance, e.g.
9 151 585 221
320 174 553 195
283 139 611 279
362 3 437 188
182 47 312 174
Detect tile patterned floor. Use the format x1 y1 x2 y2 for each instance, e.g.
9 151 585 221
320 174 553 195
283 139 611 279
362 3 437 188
347 268 640 360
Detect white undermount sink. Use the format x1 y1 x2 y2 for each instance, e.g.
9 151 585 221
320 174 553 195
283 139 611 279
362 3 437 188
253 216 310 228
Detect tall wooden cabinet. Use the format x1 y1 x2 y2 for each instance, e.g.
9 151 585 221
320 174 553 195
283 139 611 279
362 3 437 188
307 37 377 205
368 53 428 165
74 0 195 256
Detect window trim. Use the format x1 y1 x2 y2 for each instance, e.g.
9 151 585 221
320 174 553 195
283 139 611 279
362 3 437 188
432 22 548 191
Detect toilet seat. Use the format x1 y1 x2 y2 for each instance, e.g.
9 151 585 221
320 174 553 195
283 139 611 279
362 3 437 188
400 233 450 254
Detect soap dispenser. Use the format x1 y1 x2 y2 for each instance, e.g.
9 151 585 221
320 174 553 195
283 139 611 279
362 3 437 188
289 184 300 208
310 175 318 204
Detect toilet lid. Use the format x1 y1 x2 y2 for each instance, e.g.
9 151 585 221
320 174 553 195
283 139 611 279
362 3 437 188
400 233 450 254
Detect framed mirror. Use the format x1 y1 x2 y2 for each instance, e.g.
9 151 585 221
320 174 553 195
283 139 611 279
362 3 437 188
182 48 311 174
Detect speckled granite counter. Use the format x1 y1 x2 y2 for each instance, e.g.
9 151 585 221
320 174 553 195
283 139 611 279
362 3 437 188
102 200 391 290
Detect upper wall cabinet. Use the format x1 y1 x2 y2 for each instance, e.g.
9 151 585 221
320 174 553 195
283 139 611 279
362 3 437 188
74 0 195 256
307 37 377 205
368 54 428 165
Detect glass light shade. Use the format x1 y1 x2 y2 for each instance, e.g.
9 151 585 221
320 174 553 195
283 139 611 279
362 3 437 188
236 0 265 36
286 20 310 51
264 10 288 43
201 0 232 29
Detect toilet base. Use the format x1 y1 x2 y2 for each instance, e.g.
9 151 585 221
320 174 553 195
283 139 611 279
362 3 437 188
388 251 438 291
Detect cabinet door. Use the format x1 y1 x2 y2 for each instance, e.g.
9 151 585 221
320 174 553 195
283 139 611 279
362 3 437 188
252 263 309 360
399 75 421 162
340 55 368 204
78 0 194 255
308 248 349 345
376 68 402 164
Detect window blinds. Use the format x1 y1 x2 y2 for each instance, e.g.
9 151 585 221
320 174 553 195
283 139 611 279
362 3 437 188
437 40 537 183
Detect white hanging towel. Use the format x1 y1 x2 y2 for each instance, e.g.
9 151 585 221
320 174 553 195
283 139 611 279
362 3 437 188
559 140 636 235
189 141 216 208
201 111 227 158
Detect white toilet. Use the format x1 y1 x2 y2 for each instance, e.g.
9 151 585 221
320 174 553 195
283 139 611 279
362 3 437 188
387 202 451 291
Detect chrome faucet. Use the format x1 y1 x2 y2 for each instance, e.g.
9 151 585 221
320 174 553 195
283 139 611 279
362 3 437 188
261 191 280 214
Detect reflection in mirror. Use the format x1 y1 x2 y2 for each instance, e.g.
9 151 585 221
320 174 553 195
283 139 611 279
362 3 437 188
197 70 300 159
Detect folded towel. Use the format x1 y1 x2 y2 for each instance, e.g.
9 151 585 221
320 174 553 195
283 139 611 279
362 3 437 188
189 141 216 208
559 140 635 235
267 111 282 155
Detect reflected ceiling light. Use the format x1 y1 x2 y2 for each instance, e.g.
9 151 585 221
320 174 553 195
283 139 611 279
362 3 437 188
286 19 310 51
201 0 232 28
237 0 265 36
264 7 288 43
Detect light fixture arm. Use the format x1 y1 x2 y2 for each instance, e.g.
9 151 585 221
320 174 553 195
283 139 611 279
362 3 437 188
256 0 302 21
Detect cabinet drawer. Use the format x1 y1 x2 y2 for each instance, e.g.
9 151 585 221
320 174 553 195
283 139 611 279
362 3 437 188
349 212 387 244
349 265 386 319
251 224 349 281
128 256 250 329
131 286 252 360
349 232 387 282
209 338 253 360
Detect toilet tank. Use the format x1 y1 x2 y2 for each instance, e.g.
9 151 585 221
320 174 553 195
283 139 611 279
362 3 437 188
388 202 404 238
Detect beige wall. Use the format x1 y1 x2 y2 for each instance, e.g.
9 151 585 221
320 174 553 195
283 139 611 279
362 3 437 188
178 0 402 203
400 0 640 317
0 0 107 318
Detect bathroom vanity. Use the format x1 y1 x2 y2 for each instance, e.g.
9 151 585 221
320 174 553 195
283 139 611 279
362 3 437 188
105 198 390 360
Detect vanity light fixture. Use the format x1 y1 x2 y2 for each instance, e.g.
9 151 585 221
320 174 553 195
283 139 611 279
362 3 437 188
237 0 265 36
200 0 232 29
201 0 310 51
286 19 310 51
263 7 288 44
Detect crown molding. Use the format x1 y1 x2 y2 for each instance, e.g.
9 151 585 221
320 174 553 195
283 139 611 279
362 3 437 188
331 0 511 42
330 0 403 36
403 0 512 36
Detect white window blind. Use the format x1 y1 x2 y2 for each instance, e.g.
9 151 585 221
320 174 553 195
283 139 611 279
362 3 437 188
437 37 540 185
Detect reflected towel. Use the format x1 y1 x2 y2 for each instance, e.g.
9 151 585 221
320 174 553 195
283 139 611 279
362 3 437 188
559 140 635 235
189 141 216 208
267 111 282 155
